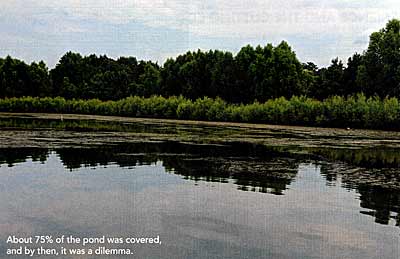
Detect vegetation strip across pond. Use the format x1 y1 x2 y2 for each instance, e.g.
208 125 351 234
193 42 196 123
0 94 400 130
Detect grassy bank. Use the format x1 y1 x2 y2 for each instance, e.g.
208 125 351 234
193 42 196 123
0 95 399 130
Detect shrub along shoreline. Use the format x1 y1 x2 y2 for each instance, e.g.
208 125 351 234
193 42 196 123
0 95 399 130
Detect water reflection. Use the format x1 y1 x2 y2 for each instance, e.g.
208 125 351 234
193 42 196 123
164 158 297 195
0 142 298 195
358 186 400 226
0 148 48 167
1 142 400 229
311 147 400 168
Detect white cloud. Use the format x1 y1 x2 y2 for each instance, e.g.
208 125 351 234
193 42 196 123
2 0 400 66
6 0 400 37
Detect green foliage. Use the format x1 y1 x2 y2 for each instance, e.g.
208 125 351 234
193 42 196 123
1 95 399 130
352 19 400 97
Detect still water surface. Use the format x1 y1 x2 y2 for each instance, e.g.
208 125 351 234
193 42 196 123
0 144 399 259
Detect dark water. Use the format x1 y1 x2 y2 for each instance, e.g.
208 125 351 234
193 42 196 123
0 143 399 259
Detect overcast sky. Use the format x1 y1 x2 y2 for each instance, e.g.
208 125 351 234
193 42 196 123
1 0 400 67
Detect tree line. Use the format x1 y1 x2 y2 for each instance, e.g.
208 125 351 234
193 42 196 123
1 19 400 103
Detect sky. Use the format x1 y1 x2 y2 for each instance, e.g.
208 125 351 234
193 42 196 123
1 0 400 68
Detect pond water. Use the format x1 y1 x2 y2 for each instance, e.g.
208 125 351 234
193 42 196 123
0 141 399 259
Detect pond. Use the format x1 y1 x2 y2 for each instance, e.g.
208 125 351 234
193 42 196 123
0 114 399 258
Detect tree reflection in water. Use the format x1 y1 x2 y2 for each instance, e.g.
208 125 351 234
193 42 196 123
1 141 400 227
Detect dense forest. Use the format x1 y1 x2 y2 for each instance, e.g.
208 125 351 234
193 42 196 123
1 19 400 104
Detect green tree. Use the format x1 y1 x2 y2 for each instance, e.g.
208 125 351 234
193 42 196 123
313 58 345 98
134 63 161 97
358 19 400 97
